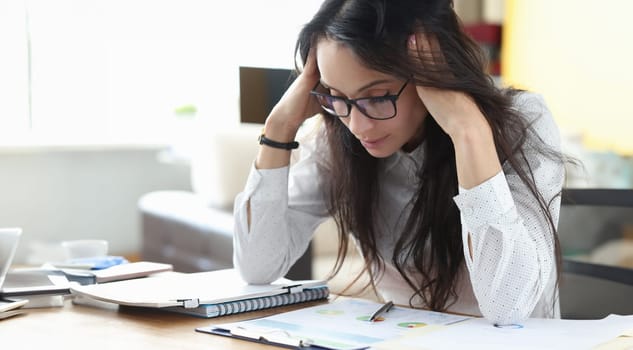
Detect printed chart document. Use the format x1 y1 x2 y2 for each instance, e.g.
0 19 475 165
70 268 329 318
199 297 633 350
197 298 471 349
374 314 633 350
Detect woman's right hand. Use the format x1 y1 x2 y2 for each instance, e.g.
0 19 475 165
263 48 321 140
255 48 321 170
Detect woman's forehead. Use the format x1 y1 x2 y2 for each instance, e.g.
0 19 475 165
315 39 395 93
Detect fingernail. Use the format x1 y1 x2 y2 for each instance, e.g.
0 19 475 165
408 34 416 48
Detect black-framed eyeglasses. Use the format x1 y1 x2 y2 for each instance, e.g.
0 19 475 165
310 79 409 120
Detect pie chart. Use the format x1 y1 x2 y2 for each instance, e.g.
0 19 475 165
397 322 427 328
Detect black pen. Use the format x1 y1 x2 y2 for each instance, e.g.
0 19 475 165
368 301 393 322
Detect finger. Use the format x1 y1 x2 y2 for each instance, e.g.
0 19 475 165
408 33 417 50
409 32 452 86
410 33 441 63
272 47 321 120
300 46 320 83
304 46 317 71
408 33 433 98
298 47 323 109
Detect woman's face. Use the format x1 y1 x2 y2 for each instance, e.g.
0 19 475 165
315 38 428 158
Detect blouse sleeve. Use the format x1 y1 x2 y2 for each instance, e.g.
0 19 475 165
452 93 565 325
232 126 331 284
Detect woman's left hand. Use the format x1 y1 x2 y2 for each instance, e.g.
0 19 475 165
416 85 485 138
408 33 488 138
407 33 501 189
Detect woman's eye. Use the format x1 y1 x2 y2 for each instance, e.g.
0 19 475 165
368 96 391 104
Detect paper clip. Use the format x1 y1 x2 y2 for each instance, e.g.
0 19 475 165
282 284 305 294
231 326 314 348
176 298 200 308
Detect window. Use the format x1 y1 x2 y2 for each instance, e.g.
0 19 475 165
0 0 30 136
0 0 322 145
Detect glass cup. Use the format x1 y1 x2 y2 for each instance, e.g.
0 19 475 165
61 239 108 260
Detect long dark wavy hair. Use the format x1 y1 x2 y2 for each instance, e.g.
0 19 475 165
295 0 563 312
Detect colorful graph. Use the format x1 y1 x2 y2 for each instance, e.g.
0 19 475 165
356 315 385 322
316 309 344 316
397 322 427 328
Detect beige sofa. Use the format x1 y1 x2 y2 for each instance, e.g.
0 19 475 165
138 124 313 279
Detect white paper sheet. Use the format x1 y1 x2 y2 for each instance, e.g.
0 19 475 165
376 314 633 350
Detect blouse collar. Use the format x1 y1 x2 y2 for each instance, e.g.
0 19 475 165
382 140 426 173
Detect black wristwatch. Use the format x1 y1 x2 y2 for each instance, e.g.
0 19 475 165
258 134 299 150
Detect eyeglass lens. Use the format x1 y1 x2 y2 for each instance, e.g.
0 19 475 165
314 95 396 119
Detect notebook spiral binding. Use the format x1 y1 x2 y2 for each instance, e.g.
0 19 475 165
217 286 329 317
165 286 329 318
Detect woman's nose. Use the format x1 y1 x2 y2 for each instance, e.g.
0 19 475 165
346 106 374 136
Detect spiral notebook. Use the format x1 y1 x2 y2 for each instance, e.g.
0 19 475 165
163 284 329 318
70 268 329 318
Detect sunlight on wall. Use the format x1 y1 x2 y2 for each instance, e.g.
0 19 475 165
502 0 633 155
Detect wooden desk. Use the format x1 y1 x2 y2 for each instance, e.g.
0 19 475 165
0 297 328 349
4 297 630 350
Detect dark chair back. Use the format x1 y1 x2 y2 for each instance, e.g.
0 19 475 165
558 188 633 319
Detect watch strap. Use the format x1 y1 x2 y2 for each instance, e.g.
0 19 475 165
258 134 299 150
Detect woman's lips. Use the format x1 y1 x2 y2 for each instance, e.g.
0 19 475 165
360 135 388 149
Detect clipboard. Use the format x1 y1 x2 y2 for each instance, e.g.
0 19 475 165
199 325 325 349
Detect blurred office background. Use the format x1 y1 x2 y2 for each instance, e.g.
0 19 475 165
1 0 632 263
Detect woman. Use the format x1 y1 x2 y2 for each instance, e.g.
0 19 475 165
233 0 565 325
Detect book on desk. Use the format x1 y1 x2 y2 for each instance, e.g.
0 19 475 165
69 268 329 318
61 261 173 285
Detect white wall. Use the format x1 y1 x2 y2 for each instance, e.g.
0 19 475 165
0 146 190 264
0 1 324 265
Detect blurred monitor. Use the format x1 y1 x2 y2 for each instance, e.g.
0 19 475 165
239 66 296 124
